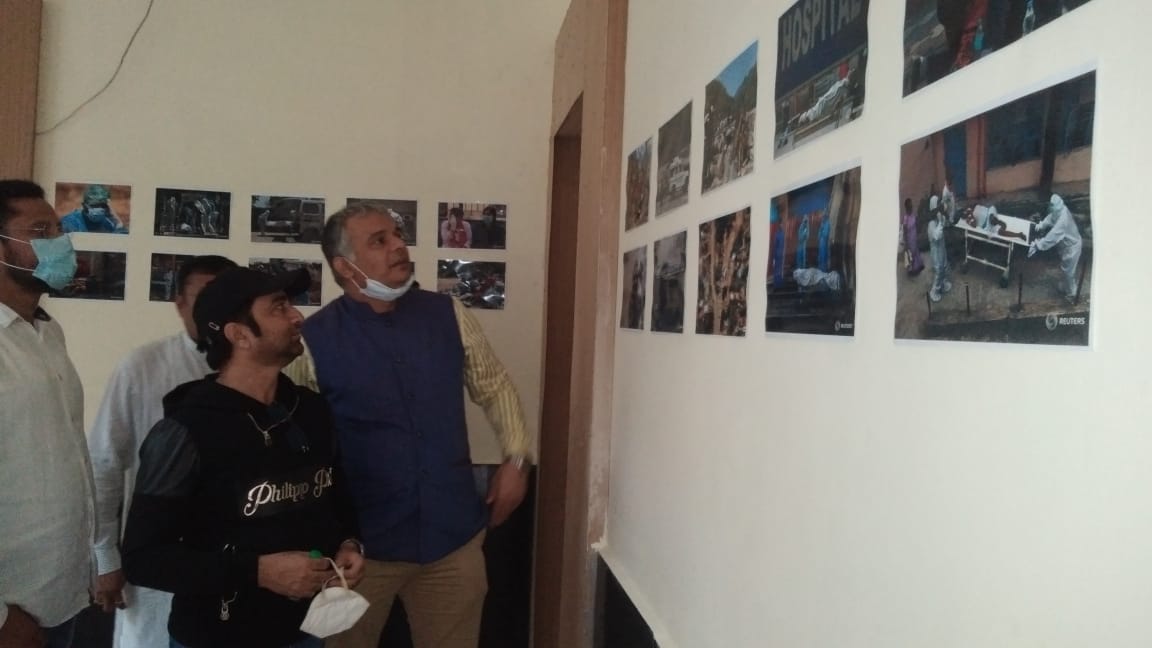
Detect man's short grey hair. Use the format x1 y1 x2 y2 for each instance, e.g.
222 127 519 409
320 201 389 285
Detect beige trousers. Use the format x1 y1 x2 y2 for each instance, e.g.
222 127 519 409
327 530 488 648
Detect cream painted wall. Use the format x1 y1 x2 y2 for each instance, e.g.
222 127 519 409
609 1 1152 646
32 0 568 463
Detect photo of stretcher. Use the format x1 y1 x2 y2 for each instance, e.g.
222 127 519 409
953 208 1031 287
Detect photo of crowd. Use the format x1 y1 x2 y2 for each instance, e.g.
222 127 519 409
437 259 506 309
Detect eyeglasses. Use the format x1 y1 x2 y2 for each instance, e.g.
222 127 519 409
4 223 62 239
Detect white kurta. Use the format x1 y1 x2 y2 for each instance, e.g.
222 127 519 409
87 332 210 648
0 303 94 629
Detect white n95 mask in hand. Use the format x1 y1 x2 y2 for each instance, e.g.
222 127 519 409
300 559 370 638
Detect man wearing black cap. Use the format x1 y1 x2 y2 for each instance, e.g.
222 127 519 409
121 267 365 648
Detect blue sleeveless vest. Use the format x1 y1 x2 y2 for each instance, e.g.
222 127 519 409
302 290 487 563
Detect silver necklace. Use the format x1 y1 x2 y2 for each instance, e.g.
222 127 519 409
245 400 299 447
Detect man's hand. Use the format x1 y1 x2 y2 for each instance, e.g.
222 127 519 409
0 604 44 648
486 460 528 527
257 552 332 599
332 547 366 589
92 569 127 612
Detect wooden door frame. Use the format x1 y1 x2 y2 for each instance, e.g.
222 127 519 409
533 0 627 645
0 0 42 177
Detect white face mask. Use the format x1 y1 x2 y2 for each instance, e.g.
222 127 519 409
300 559 370 638
350 262 414 302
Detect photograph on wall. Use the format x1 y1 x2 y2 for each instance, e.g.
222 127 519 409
148 253 195 302
703 42 757 193
437 202 506 249
903 0 1095 96
696 207 750 336
652 231 687 333
767 168 860 336
251 195 326 244
774 0 869 157
56 251 126 300
249 257 323 306
619 245 647 330
55 182 130 234
895 71 1094 346
624 139 652 231
437 259 506 309
655 102 692 216
154 188 231 239
347 197 417 246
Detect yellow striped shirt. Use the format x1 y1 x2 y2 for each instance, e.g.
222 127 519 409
284 297 531 461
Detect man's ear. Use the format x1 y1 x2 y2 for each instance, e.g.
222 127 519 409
223 321 251 349
333 257 357 285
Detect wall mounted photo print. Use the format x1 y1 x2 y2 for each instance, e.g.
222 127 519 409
652 231 687 333
703 42 757 193
154 188 231 239
656 102 692 216
697 207 751 336
249 258 323 306
148 253 195 302
903 0 1095 96
56 251 126 300
774 0 869 157
347 198 417 246
619 245 647 330
438 202 506 250
251 195 326 244
767 168 860 336
895 71 1094 346
624 138 652 231
437 259 506 309
55 182 130 234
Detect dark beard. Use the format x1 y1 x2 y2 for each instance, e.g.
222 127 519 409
8 269 50 294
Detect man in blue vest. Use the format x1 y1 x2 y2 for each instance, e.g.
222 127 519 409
293 202 531 648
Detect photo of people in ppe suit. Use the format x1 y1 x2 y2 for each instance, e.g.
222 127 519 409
55 182 130 234
896 72 1093 346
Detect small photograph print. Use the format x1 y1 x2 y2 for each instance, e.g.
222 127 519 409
703 42 757 193
774 0 869 157
903 0 1096 96
896 72 1094 346
154 188 231 239
437 259 506 309
149 253 195 302
652 231 686 333
767 168 861 336
624 139 652 231
696 207 751 336
57 251 126 300
55 182 130 234
347 198 417 246
437 202 507 250
251 195 326 244
655 102 692 217
249 257 323 306
619 245 647 330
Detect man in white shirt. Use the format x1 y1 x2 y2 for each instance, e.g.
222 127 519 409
0 179 94 648
87 255 237 647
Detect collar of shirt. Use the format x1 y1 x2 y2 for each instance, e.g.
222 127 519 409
0 300 51 328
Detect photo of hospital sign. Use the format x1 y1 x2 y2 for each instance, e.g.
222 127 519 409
774 0 868 156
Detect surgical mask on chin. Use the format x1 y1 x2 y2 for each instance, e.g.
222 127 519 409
0 233 78 290
352 263 414 302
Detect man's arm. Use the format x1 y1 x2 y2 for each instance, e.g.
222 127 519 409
121 419 259 597
86 361 138 609
452 298 531 527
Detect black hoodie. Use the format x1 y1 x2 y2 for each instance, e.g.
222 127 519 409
122 373 357 648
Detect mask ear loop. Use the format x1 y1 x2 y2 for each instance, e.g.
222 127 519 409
321 557 350 591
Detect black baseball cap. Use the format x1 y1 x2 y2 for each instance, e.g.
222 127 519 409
193 267 310 347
